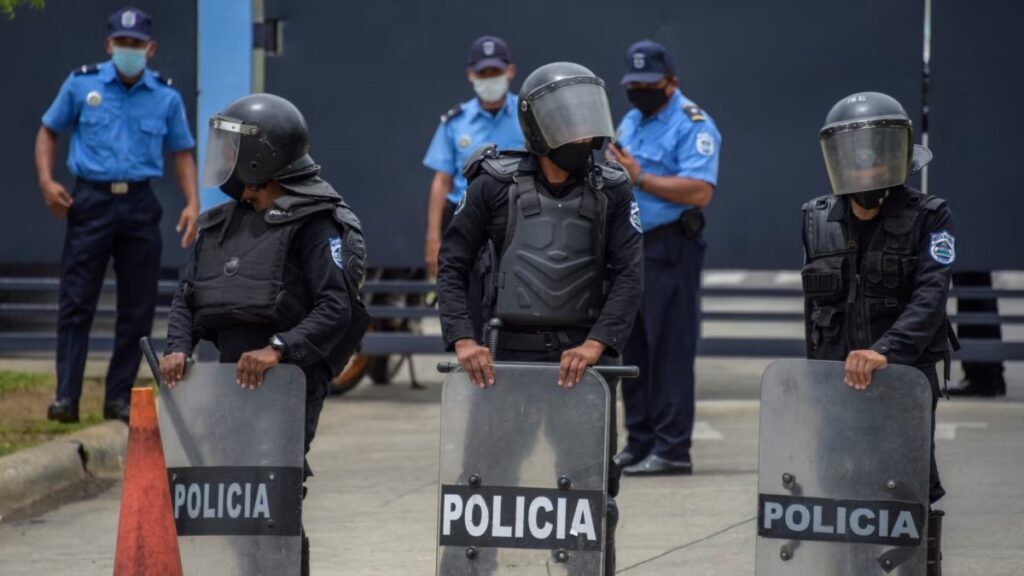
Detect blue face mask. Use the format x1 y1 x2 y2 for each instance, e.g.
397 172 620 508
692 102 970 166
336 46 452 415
111 46 148 77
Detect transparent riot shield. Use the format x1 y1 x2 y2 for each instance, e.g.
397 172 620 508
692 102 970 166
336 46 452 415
756 359 932 576
159 363 306 576
436 363 611 575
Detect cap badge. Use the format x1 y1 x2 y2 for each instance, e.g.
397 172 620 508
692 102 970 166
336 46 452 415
121 10 137 28
633 53 645 70
483 41 495 56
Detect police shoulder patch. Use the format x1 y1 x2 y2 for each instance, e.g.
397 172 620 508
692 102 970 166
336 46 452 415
682 103 706 123
329 236 345 270
440 103 463 124
629 200 643 233
929 231 955 265
696 132 715 157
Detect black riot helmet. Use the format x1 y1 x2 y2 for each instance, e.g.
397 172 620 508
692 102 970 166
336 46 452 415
818 91 932 198
202 93 319 198
518 62 616 155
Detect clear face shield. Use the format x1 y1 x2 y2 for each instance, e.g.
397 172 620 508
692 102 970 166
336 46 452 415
528 78 615 150
819 121 910 196
201 116 257 187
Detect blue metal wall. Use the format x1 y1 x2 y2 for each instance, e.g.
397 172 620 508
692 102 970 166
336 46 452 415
1 1 1020 270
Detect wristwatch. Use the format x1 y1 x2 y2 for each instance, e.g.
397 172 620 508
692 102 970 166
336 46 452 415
635 171 646 190
269 335 288 360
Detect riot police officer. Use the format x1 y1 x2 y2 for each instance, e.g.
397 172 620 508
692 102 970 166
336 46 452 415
802 91 955 576
159 93 371 575
437 62 643 574
36 6 199 424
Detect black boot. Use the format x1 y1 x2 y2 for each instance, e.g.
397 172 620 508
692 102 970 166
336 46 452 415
103 399 131 424
605 499 618 576
947 375 1006 397
47 399 79 423
927 509 944 576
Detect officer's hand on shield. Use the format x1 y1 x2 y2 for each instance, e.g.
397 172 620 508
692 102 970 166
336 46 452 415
454 338 495 388
160 352 188 388
559 339 607 388
844 349 888 390
236 346 283 390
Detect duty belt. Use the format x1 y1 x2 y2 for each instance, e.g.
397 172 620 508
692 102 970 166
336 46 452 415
498 330 584 352
77 178 150 195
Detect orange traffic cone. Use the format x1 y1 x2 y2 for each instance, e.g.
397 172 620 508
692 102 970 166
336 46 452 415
113 387 183 576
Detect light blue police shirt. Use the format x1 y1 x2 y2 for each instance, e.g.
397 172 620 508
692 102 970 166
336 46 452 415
41 60 195 182
615 89 721 231
422 94 524 205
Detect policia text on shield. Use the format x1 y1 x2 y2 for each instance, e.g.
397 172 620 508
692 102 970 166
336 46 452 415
159 94 371 575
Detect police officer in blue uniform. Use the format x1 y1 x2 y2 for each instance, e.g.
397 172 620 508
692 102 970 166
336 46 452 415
606 40 721 475
34 7 198 423
423 35 523 272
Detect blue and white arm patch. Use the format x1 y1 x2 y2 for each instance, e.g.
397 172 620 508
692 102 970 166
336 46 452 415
629 201 643 233
929 231 955 265
454 193 467 215
329 236 344 270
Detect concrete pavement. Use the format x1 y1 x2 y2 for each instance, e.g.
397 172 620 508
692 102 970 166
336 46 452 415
0 357 1022 575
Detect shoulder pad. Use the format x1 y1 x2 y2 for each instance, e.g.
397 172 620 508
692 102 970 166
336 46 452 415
480 150 529 183
333 202 363 233
597 161 629 186
197 202 233 230
923 195 947 212
440 103 463 124
682 103 706 123
151 71 172 86
806 195 835 211
461 143 499 180
73 64 101 76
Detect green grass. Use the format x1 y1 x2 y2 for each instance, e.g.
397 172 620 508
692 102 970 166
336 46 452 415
0 371 54 394
0 414 104 457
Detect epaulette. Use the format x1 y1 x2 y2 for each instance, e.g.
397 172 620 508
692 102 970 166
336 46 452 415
597 161 629 186
151 71 173 87
440 103 463 124
73 64 101 76
461 143 499 179
923 195 947 212
682 103 706 123
197 202 232 229
481 152 528 183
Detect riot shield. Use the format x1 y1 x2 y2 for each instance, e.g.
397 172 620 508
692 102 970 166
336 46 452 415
159 362 306 576
756 359 932 576
436 363 610 575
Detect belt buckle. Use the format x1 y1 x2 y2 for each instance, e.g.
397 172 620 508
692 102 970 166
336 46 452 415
111 182 129 195
542 332 555 351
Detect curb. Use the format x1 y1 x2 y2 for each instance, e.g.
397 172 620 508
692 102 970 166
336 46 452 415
0 420 127 521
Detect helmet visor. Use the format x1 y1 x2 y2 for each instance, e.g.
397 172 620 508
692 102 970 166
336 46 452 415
201 117 245 187
530 80 615 150
820 125 910 195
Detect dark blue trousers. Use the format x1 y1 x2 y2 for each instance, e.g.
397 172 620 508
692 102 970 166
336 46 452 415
56 180 162 404
622 228 705 462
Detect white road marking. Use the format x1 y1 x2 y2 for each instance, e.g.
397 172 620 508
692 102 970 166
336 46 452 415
693 421 724 440
703 272 747 286
935 422 988 441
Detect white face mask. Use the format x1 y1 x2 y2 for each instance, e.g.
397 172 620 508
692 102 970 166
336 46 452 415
472 75 510 104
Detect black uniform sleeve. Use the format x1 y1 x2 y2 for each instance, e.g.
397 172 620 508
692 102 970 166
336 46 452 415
277 216 353 367
587 184 644 355
437 176 493 348
871 206 955 364
165 235 200 355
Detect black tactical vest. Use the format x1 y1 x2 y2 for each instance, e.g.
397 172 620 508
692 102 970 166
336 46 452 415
190 195 370 371
463 146 625 328
801 187 949 363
